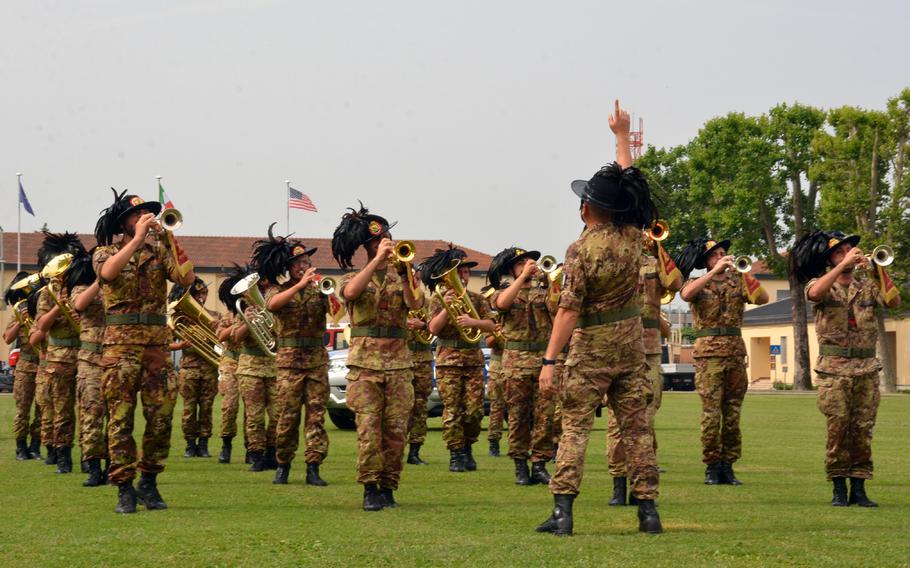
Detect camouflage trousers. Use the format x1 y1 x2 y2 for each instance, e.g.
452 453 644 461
550 342 658 499
179 364 219 440
35 363 54 445
407 361 433 445
275 366 329 465
816 372 880 480
12 366 40 442
552 362 566 445
505 366 555 462
76 359 108 461
486 356 505 442
239 373 278 453
694 356 747 464
219 359 241 438
436 365 485 450
47 358 78 448
346 366 414 490
607 353 661 476
101 345 178 484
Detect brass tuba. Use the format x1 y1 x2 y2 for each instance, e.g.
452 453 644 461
408 307 435 345
40 253 81 334
230 272 277 357
433 260 486 344
167 288 225 367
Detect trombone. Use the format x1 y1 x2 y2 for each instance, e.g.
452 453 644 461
40 253 81 334
230 273 277 357
167 289 225 367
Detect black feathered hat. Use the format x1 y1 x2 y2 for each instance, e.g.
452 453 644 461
64 252 97 295
94 188 162 246
4 271 30 306
419 244 478 292
331 202 397 270
791 230 861 284
218 264 253 315
37 231 87 270
26 286 41 319
571 163 658 228
252 223 317 284
168 277 206 304
673 237 731 279
487 247 540 290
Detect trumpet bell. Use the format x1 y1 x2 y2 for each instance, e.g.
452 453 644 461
160 208 183 232
393 241 416 264
537 255 558 273
734 256 752 273
319 277 337 295
41 253 74 279
649 220 670 242
870 245 894 267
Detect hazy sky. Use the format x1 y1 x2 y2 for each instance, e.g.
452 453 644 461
3 0 908 260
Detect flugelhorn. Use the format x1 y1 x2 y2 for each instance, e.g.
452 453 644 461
230 273 277 357
734 256 752 273
167 288 224 367
648 220 670 242
40 253 81 334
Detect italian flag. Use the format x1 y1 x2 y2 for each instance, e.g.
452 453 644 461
159 181 175 209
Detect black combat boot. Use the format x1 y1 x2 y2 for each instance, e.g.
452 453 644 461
15 439 29 460
464 444 477 471
28 437 42 460
44 445 57 465
362 483 382 512
248 451 265 472
273 462 291 484
406 443 428 465
379 486 397 509
115 481 138 514
197 438 211 458
535 494 575 536
449 448 466 473
609 477 627 506
637 499 663 534
719 461 743 485
55 446 73 474
305 463 328 486
514 459 532 485
848 478 878 507
264 446 278 470
704 462 721 485
80 455 89 474
83 458 104 487
136 472 167 510
488 439 500 457
831 477 848 507
530 460 551 485
218 436 233 464
183 439 198 458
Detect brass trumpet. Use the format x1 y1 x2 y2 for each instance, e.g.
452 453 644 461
865 245 895 268
167 288 225 367
230 273 277 357
318 276 337 296
158 208 183 232
537 255 558 273
40 253 81 334
734 256 752 273
648 220 670 242
390 240 420 297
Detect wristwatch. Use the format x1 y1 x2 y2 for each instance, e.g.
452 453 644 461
542 358 556 366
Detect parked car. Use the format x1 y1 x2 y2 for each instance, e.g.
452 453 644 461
661 363 695 391
327 347 491 430
0 360 15 393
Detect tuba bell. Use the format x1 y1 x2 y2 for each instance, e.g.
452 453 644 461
40 253 81 334
167 289 225 367
230 272 277 357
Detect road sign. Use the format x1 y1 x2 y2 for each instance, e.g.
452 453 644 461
770 345 781 355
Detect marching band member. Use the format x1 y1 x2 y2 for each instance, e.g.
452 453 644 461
215 268 246 464
404 263 434 466
5 272 42 461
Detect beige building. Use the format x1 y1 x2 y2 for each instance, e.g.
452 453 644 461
0 232 493 362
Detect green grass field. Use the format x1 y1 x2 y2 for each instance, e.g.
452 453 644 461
2 392 909 568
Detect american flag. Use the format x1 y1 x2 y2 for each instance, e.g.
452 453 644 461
288 186 317 212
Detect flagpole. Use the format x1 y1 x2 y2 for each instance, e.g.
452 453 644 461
156 175 162 202
285 180 291 235
16 172 22 272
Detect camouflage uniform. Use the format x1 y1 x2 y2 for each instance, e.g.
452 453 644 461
688 272 750 465
486 343 505 443
236 332 278 454
71 284 108 461
338 269 414 491
36 286 80 450
407 330 434 446
491 284 555 463
549 223 658 500
176 315 220 442
266 283 330 465
93 240 181 484
215 314 242 438
806 277 884 480
608 256 663 475
9 320 41 444
35 358 53 450
430 291 492 450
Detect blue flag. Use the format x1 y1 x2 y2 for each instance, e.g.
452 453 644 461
19 179 35 216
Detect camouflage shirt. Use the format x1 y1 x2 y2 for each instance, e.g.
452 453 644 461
430 289 492 367
640 255 664 355
493 282 553 370
558 223 644 367
7 319 38 373
36 285 79 363
215 313 241 360
806 276 884 376
265 282 329 370
93 239 182 346
70 284 105 365
687 272 747 358
338 268 411 371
